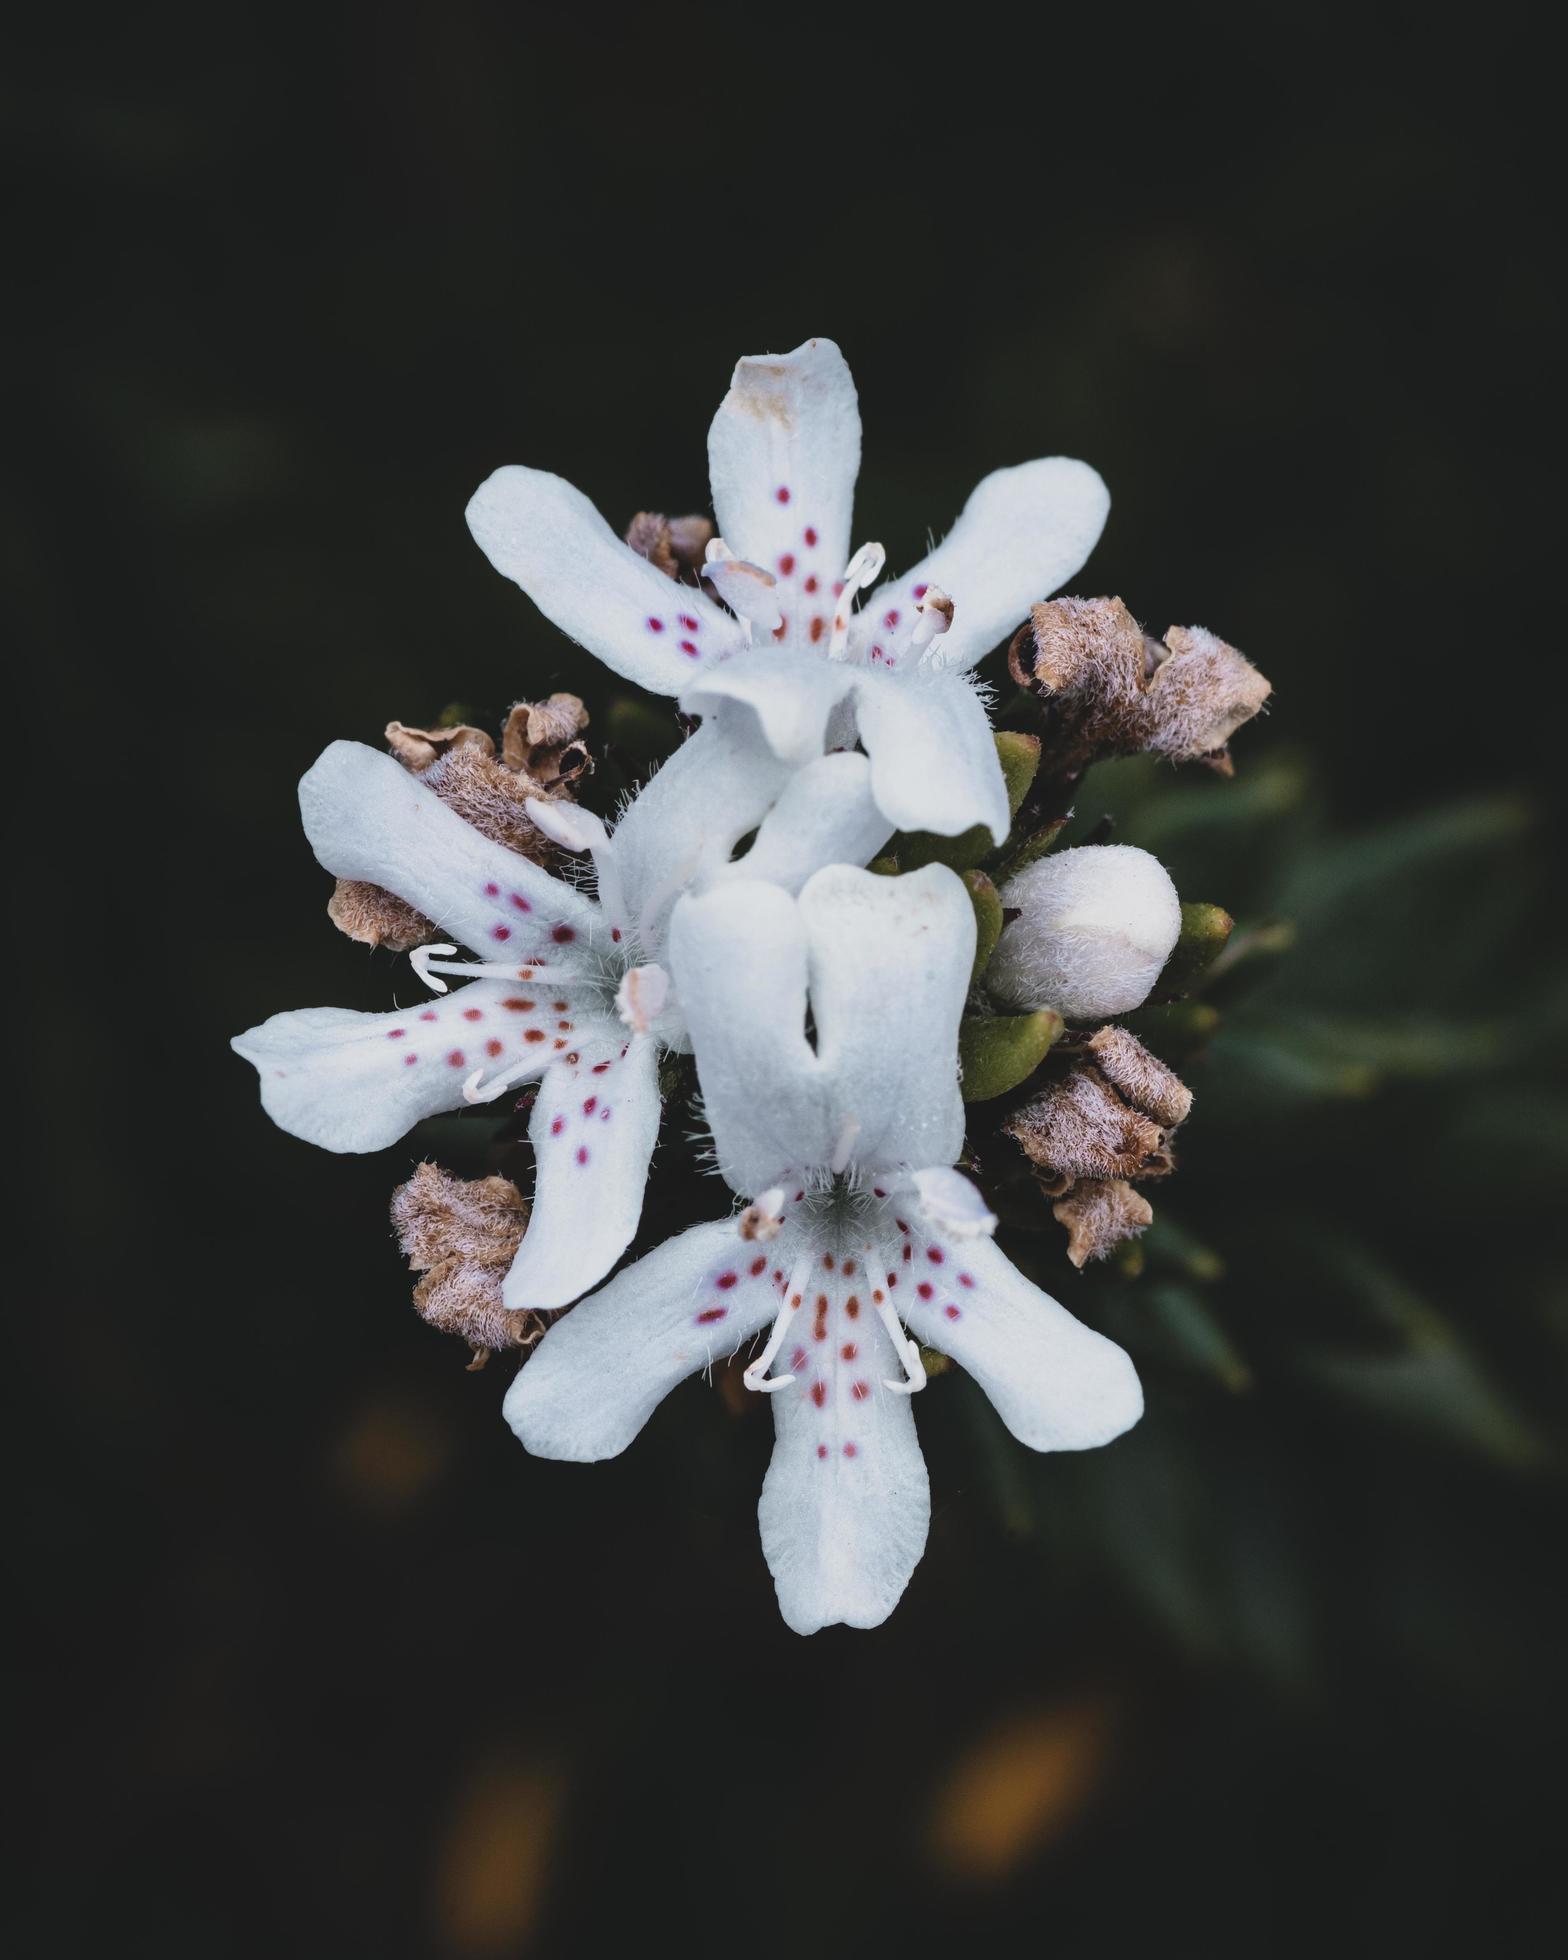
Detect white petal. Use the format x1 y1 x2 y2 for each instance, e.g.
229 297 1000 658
299 742 601 963
849 664 1011 843
600 708 793 959
707 750 893 896
759 1274 929 1635
231 982 553 1153
868 458 1110 673
707 338 861 655
897 1232 1143 1451
680 646 853 767
503 1217 781 1460
466 465 746 691
909 1165 998 1240
669 864 972 1194
501 1030 662 1311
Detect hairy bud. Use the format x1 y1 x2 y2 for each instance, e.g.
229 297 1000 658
989 845 1182 1019
1086 1024 1193 1127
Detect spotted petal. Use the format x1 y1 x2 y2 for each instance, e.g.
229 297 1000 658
758 1261 929 1636
466 465 747 690
868 458 1110 673
300 742 601 964
501 1031 663 1311
231 982 561 1153
669 864 973 1196
898 1231 1143 1451
504 1217 779 1460
707 339 861 655
681 646 853 768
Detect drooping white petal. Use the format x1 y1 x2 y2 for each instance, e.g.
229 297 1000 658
909 1165 998 1240
503 1216 781 1460
500 1031 662 1311
231 982 557 1153
848 664 1011 843
708 750 893 897
466 465 746 690
680 646 853 768
868 458 1110 673
990 844 1182 1019
897 1231 1143 1452
299 742 601 964
707 338 861 655
599 708 794 957
758 1260 929 1635
669 865 973 1195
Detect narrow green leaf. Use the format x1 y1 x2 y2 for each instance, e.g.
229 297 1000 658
959 1008 1064 1102
963 869 1003 983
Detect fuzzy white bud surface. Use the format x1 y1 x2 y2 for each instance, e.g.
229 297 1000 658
989 844 1182 1019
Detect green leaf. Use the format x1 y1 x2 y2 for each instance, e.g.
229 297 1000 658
963 870 1003 982
1154 902 1236 998
994 813 1071 885
959 1009 1063 1102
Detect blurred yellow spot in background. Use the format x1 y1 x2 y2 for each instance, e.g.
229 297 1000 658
331 1396 453 1511
434 1759 564 1954
929 1696 1119 1882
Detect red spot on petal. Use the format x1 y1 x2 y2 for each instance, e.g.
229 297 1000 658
582 1096 597 1115
550 1116 565 1136
927 1245 946 1264
804 525 818 547
524 1029 545 1043
591 1061 611 1074
715 1271 738 1290
679 640 698 656
960 1272 975 1288
902 1244 913 1262
842 1259 856 1277
873 1289 884 1304
575 1146 589 1166
611 927 622 942
484 882 500 897
485 1038 503 1057
647 616 665 632
778 552 796 575
775 485 791 504
814 1296 829 1341
695 1307 728 1325
551 925 575 944
749 1256 767 1277
791 1346 809 1371
552 1000 568 1012
492 925 512 942
403 1053 418 1066
822 1253 835 1272
841 1343 858 1362
817 1444 828 1460
510 893 532 913
804 574 819 593
810 1381 826 1408
917 1281 934 1300
387 1028 405 1040
679 613 699 632
944 1304 961 1321
420 1009 438 1023
446 1049 466 1067
852 1381 871 1402
845 1295 861 1319
462 1007 483 1022
503 998 533 1012
883 609 900 629
809 615 825 644
843 1441 858 1458
913 582 928 600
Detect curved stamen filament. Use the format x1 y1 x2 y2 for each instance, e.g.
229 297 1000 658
411 945 561 996
743 1252 812 1394
829 541 887 657
461 1057 541 1106
874 1291 927 1397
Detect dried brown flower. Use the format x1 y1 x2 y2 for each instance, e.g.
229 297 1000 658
625 510 714 584
500 693 590 786
1010 596 1270 769
1052 1179 1155 1268
384 721 496 771
1005 1067 1173 1190
391 1163 544 1368
1085 1025 1193 1127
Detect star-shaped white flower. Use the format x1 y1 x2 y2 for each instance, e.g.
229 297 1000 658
231 708 894 1309
505 864 1142 1634
466 338 1109 847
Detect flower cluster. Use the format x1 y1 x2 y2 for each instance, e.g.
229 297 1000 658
234 340 1269 1633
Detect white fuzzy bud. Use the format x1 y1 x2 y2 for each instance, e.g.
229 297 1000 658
989 845 1182 1019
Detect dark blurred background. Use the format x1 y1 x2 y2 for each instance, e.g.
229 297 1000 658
11 5 1565 1955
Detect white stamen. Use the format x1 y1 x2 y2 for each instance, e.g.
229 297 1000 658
744 1252 811 1394
874 1292 928 1397
460 1057 539 1105
410 946 564 994
615 962 669 1035
524 797 610 854
703 539 783 639
738 1186 787 1242
829 1114 861 1177
910 584 955 667
829 540 887 656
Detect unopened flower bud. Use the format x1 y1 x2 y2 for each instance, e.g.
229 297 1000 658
1086 1024 1193 1127
989 845 1182 1019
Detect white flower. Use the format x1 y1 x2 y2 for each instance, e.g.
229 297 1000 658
231 708 893 1308
466 338 1109 847
504 865 1142 1635
988 844 1183 1019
